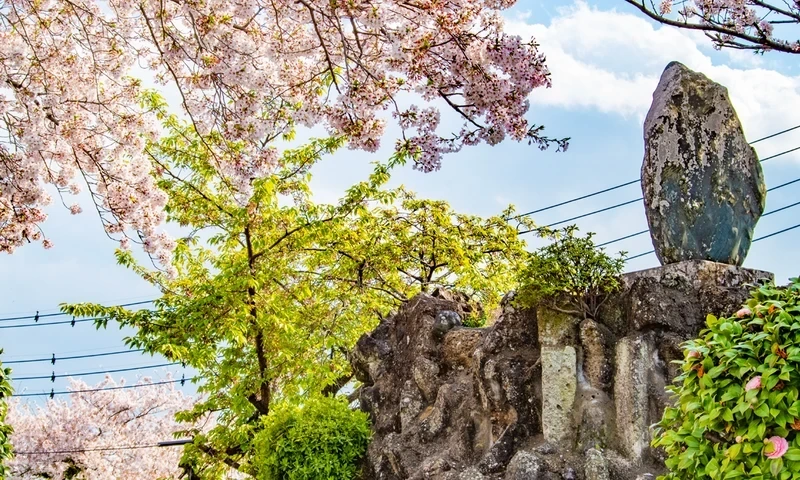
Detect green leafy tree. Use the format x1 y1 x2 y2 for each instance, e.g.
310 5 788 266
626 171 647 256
62 93 533 476
0 350 12 480
653 278 800 480
516 225 626 319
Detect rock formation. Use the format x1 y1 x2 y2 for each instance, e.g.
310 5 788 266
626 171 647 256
351 261 772 479
641 61 766 266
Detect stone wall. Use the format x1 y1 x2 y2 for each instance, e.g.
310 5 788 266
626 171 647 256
350 260 773 479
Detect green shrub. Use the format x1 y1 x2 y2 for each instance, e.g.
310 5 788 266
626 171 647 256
251 396 371 480
0 350 12 480
463 310 488 328
516 226 625 319
653 278 800 479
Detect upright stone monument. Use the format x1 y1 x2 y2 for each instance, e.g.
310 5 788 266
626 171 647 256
641 61 767 266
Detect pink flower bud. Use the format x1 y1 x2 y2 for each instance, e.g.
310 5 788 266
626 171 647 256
736 308 752 318
736 436 743 443
746 376 762 391
687 350 701 359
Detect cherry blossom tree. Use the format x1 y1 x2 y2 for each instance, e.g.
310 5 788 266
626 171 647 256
0 0 566 260
6 374 214 480
624 0 800 54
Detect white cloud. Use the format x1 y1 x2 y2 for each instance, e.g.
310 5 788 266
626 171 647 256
506 1 800 160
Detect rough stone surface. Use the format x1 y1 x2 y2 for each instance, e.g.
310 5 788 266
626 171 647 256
584 449 610 480
504 451 543 480
614 335 652 464
641 61 766 266
537 306 579 346
352 262 773 479
580 318 613 391
434 310 463 339
541 346 577 445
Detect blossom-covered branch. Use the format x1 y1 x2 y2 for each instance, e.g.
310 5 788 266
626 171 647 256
624 0 800 54
7 375 206 479
0 0 564 260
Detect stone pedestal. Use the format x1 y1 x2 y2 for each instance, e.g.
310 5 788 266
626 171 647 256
351 262 774 480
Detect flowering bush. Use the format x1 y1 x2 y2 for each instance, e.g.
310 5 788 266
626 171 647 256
653 278 800 479
251 396 370 480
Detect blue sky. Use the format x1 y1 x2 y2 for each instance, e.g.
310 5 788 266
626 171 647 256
2 0 800 403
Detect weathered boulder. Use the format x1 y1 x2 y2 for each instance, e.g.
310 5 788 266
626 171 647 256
641 61 766 266
352 262 773 479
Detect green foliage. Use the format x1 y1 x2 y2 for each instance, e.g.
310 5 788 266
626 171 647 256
463 311 489 328
61 90 533 475
653 278 800 480
251 396 370 480
0 350 13 480
515 226 626 319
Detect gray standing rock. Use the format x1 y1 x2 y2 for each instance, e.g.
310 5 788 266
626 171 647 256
504 451 543 480
641 61 766 266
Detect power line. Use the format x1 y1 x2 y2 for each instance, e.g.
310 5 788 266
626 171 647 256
0 317 100 330
750 124 800 145
624 221 800 262
13 362 181 382
5 349 146 365
14 438 193 455
0 300 153 323
512 125 800 221
753 222 800 242
596 195 800 248
545 198 643 229
509 179 641 219
515 147 800 232
14 444 165 455
597 229 650 248
12 377 196 398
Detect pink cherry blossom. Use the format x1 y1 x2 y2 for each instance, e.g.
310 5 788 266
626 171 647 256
765 436 789 459
0 0 565 261
625 1 800 55
746 376 762 391
7 375 218 479
736 308 752 318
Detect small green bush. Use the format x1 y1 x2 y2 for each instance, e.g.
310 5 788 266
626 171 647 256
252 396 371 480
0 349 13 480
516 226 625 319
653 278 800 479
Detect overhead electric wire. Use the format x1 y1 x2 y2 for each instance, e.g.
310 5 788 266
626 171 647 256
516 145 800 233
511 122 800 222
12 377 197 398
14 444 166 455
623 220 800 262
13 362 181 382
4 349 146 365
752 222 800 242
0 317 100 329
0 300 153 323
15 439 194 455
594 177 800 248
749 124 800 145
508 179 641 219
